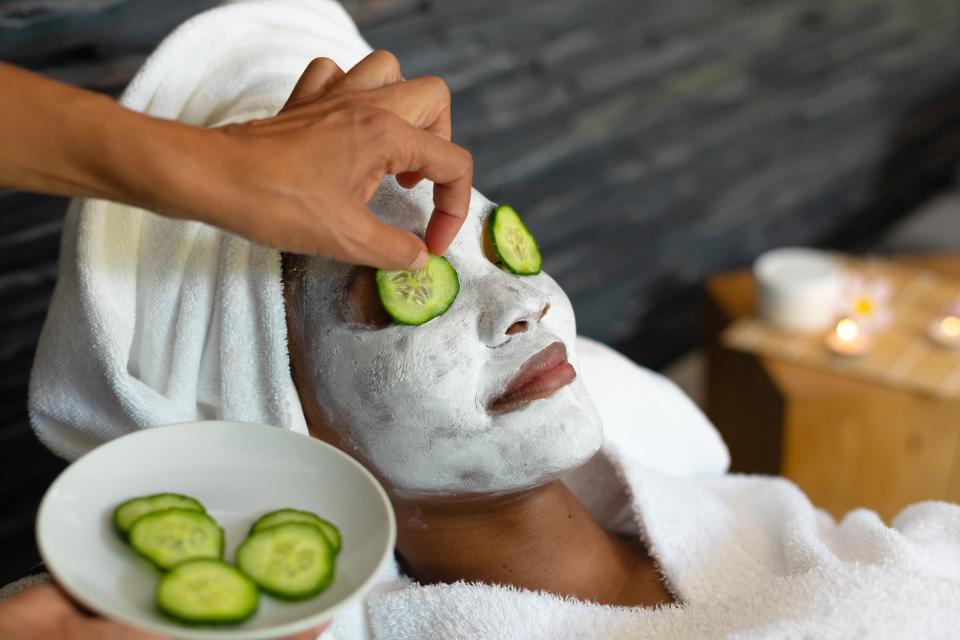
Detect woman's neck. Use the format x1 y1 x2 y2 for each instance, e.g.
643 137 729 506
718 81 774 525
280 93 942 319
391 480 674 607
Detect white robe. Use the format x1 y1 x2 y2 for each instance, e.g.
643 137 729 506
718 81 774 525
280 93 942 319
318 369 960 639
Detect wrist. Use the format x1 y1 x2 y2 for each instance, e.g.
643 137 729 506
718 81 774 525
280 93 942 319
97 108 238 228
90 107 197 213
149 122 245 227
36 91 185 209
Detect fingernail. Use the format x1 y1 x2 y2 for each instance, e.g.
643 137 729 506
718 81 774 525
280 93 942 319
410 250 428 270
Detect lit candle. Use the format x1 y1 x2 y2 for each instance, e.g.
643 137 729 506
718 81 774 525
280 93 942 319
928 315 960 350
825 317 871 357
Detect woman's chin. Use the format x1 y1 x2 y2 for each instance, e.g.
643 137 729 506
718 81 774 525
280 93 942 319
383 426 604 499
366 383 604 498
496 376 602 438
475 385 605 494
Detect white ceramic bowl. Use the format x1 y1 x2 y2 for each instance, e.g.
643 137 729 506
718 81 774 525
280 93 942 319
36 421 396 640
754 247 843 333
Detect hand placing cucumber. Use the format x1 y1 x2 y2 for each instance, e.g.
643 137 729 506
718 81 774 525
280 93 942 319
112 494 342 626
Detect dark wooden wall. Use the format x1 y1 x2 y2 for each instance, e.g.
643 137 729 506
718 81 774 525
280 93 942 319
3 0 960 585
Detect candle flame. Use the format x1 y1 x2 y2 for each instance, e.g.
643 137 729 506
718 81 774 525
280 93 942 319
836 318 860 342
942 315 960 338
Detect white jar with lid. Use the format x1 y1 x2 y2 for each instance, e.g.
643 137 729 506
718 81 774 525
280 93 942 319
754 247 842 333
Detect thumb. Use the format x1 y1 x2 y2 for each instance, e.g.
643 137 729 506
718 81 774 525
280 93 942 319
344 207 429 271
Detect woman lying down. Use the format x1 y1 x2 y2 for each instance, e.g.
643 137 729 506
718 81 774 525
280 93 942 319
26 1 960 638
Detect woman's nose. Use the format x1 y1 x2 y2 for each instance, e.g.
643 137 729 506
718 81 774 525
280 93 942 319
477 275 550 347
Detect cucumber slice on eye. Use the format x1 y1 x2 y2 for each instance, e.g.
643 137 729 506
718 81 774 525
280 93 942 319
129 508 224 570
236 522 335 601
376 255 460 326
156 559 258 625
114 493 205 538
250 509 341 555
490 205 542 275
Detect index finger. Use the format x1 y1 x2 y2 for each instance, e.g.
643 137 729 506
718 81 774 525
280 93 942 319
382 124 473 255
424 189 469 255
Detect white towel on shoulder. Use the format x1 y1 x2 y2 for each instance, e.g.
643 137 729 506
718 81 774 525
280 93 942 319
341 428 960 640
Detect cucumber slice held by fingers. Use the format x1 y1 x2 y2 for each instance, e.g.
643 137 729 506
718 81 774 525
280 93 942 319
113 493 205 537
129 508 224 570
156 559 258 625
490 205 542 275
376 255 460 326
251 509 342 554
237 522 335 601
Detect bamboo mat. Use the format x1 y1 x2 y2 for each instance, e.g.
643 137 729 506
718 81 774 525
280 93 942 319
723 260 960 398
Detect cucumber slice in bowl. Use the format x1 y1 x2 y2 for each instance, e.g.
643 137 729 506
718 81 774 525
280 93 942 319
156 558 258 625
157 559 258 625
376 255 459 326
129 508 224 570
251 509 342 554
490 205 542 275
113 493 205 538
237 522 335 601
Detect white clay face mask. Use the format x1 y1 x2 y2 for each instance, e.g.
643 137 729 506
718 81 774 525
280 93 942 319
288 179 603 496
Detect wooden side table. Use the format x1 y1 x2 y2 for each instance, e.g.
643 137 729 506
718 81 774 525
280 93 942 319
705 255 960 522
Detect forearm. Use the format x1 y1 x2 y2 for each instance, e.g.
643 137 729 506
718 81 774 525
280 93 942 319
0 62 209 214
0 52 470 264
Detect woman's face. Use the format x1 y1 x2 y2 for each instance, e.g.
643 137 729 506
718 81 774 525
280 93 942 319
286 179 602 496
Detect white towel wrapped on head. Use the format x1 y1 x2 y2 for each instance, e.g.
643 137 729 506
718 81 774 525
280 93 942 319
25 1 960 639
28 0 372 458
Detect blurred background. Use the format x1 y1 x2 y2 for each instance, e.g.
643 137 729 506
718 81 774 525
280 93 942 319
3 0 960 585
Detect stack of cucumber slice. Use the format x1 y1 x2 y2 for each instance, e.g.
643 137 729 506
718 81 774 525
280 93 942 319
113 493 341 626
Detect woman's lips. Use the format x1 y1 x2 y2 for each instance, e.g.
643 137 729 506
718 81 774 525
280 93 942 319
489 341 576 414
